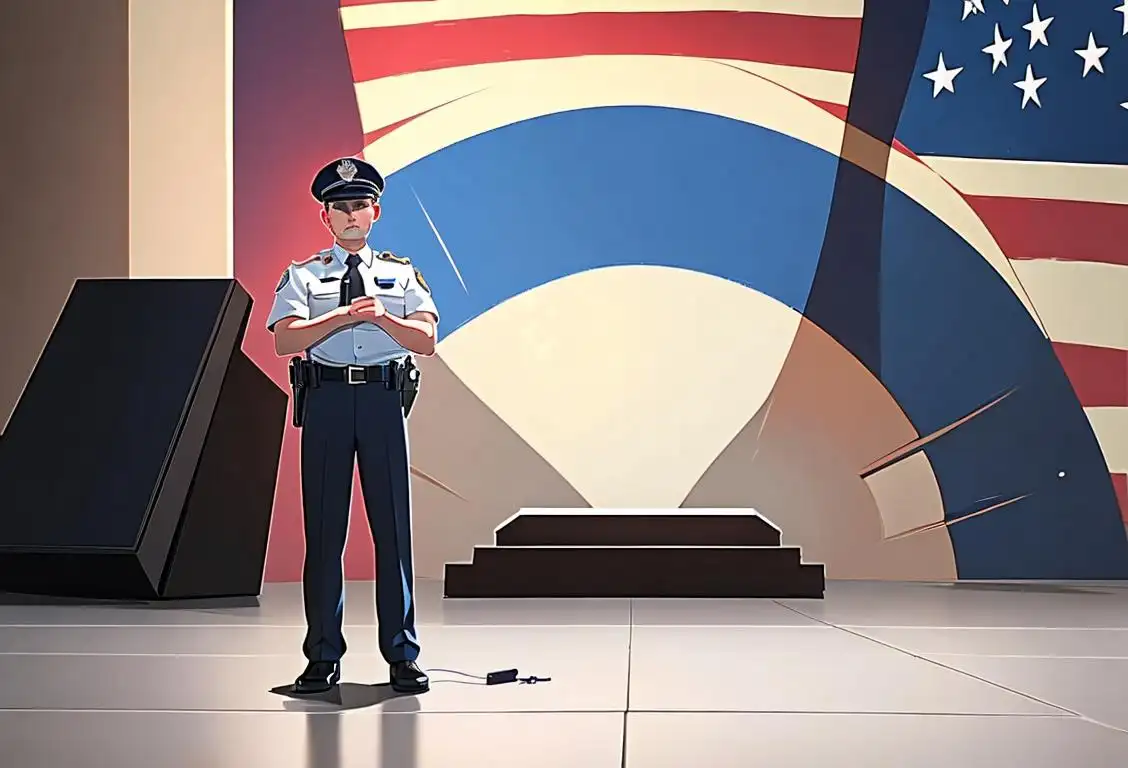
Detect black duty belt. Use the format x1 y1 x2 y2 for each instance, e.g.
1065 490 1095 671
314 362 394 385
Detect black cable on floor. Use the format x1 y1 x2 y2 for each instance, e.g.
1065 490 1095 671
423 667 552 685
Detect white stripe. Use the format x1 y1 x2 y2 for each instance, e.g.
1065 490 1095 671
707 60 851 104
353 58 851 135
340 0 864 30
1009 260 1128 351
1085 407 1128 474
918 156 1128 206
362 55 1042 332
411 187 469 293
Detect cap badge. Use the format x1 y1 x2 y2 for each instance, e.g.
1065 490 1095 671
336 159 358 182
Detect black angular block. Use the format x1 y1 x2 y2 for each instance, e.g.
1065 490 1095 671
0 278 287 600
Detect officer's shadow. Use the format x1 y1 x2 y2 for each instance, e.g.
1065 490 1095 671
270 677 485 711
272 683 426 768
270 682 411 711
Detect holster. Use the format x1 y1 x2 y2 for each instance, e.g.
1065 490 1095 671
288 357 315 429
398 356 422 418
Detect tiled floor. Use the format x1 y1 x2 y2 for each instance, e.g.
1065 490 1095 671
3 579 1128 766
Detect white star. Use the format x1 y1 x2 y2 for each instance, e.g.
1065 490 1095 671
1022 4 1054 49
923 53 963 97
962 0 985 20
1075 33 1108 77
1013 64 1047 109
1117 2 1128 36
1122 101 1128 110
983 24 1013 73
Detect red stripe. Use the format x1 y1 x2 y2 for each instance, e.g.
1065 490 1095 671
962 195 1128 268
1113 473 1128 525
363 114 420 146
344 12 860 83
362 89 490 143
810 99 848 120
1052 343 1128 408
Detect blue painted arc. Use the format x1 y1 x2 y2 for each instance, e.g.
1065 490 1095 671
376 107 835 332
366 106 1128 578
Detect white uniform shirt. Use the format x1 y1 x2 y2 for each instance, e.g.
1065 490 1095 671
266 243 439 367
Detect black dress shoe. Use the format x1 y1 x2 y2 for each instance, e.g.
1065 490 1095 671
293 661 341 694
389 661 430 694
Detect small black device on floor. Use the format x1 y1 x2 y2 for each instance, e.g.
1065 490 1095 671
427 667 552 686
485 668 552 685
486 669 519 685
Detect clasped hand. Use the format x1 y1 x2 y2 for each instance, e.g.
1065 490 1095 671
342 295 386 323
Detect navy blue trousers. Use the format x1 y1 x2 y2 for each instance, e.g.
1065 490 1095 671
299 378 420 664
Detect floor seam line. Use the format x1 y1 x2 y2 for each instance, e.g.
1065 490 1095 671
621 600 634 768
772 602 1083 718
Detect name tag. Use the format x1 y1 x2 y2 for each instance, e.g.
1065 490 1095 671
372 278 406 317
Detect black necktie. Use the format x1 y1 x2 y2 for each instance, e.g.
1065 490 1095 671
339 253 365 307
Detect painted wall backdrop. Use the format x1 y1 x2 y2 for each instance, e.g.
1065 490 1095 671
235 0 1128 583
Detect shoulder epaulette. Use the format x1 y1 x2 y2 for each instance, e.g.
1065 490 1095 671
376 250 411 265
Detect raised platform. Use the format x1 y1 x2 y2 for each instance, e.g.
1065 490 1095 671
444 509 825 599
494 510 782 547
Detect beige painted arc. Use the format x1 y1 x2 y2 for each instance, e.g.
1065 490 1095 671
352 58 852 136
362 55 1043 333
863 451 946 539
717 60 853 105
682 317 956 580
340 0 865 30
435 266 803 508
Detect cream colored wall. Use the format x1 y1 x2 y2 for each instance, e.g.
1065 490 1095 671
128 0 233 278
0 0 132 434
0 0 233 430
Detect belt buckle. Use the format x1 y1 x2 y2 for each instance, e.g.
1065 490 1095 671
345 365 366 385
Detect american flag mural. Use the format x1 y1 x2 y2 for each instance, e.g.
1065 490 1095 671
899 0 1128 559
237 0 1128 580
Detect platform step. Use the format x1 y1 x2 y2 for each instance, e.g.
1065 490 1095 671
494 511 781 547
443 545 825 599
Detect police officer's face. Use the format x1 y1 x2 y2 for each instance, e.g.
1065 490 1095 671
321 198 380 240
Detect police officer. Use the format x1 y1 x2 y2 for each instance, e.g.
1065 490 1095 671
267 157 438 695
